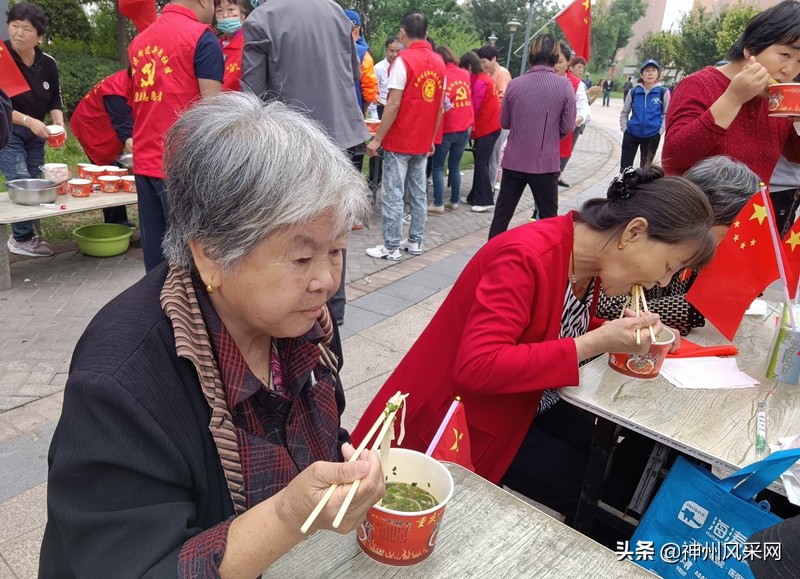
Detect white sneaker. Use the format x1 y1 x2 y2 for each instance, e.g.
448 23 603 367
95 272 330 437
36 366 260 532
366 245 401 260
7 235 53 257
471 205 494 213
399 238 422 255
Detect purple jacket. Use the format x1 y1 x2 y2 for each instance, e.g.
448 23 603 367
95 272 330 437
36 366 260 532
500 65 576 174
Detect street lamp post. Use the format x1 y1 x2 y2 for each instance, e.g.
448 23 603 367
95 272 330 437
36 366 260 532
506 18 521 70
488 33 498 46
520 0 535 76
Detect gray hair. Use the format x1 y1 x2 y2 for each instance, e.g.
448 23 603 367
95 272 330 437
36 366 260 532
162 92 370 269
683 156 759 227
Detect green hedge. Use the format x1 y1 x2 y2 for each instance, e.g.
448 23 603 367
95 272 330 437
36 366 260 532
46 43 120 118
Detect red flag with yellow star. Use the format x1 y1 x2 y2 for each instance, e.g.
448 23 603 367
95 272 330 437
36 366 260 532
118 0 157 33
687 193 789 341
0 43 30 98
425 398 474 471
783 217 800 297
556 0 591 60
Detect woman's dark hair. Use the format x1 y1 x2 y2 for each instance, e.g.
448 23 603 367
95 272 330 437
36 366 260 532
459 50 483 74
727 1 800 60
400 11 427 40
559 40 572 63
476 44 499 61
7 2 47 36
577 165 717 270
570 56 587 67
385 36 399 48
528 32 560 67
436 45 458 65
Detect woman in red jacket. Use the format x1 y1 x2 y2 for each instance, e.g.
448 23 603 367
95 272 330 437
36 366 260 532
353 166 717 520
460 50 502 213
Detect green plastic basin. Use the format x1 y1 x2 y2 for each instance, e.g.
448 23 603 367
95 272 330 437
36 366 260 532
73 223 133 257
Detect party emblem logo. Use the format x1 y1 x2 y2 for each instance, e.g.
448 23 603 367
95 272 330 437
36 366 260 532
422 78 437 102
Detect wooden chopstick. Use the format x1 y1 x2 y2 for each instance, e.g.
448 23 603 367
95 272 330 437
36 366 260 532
634 285 641 345
638 286 657 342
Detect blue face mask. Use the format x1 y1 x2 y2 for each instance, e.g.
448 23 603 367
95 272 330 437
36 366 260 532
216 17 242 36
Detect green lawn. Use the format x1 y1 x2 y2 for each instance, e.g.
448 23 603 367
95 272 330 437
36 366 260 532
2 125 139 244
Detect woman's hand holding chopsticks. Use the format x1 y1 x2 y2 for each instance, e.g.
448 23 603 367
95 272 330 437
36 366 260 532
575 310 663 361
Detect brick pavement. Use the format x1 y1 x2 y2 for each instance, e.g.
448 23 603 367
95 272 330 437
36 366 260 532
0 109 623 578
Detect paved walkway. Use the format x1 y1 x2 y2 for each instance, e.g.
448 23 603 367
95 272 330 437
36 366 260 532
0 102 624 578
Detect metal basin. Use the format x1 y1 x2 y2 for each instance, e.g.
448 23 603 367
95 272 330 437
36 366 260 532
115 153 134 170
6 179 59 205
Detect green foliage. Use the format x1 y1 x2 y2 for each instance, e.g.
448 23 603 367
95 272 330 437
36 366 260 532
636 31 678 71
46 41 119 117
590 0 646 72
674 7 724 75
10 0 91 42
716 5 761 58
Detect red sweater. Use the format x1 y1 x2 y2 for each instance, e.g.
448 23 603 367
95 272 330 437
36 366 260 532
351 214 603 484
663 66 800 182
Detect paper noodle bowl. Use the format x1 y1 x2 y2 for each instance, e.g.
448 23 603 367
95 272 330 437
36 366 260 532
768 83 800 116
608 327 675 379
357 448 454 566
366 119 381 136
46 125 66 148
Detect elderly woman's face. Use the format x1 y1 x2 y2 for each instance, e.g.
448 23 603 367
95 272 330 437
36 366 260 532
202 211 346 339
748 43 800 84
599 222 701 296
8 19 42 53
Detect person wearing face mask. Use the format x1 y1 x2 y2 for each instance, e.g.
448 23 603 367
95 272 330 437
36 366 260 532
215 0 248 91
663 1 800 183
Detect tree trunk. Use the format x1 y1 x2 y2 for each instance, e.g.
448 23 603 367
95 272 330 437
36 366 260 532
117 13 129 68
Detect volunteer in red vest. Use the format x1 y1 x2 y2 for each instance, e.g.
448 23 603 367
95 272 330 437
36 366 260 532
365 11 445 261
555 42 588 188
129 0 223 271
70 70 134 226
461 50 501 213
214 0 246 91
428 45 473 216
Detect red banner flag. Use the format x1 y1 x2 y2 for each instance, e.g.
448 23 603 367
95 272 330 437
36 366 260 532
783 215 800 298
425 398 474 470
687 192 789 341
118 0 157 33
556 0 592 61
0 44 31 98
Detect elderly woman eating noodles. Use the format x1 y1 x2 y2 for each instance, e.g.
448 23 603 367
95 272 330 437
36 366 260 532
39 93 384 577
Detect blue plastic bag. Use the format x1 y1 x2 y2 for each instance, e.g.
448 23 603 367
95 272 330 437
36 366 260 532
628 448 800 579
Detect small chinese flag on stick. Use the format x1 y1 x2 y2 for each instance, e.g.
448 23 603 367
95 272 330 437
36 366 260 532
687 189 791 341
556 0 592 60
425 396 474 471
118 0 157 33
0 44 30 98
783 215 800 298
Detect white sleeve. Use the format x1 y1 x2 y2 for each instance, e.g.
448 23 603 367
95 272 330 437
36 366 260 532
576 82 591 124
386 56 407 91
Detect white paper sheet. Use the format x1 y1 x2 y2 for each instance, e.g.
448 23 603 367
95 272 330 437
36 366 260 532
769 434 800 506
660 357 760 389
745 298 768 316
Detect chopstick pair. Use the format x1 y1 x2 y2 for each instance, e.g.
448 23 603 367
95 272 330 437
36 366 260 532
300 391 408 533
632 284 657 345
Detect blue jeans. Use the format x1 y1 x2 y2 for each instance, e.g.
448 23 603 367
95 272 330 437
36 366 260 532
432 128 470 206
382 151 427 249
0 125 46 241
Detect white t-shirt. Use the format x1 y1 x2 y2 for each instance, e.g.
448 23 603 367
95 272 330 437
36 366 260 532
386 56 407 91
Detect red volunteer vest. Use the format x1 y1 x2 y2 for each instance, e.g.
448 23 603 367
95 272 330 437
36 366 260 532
129 5 211 178
472 73 501 139
382 41 445 155
559 71 581 158
442 63 473 134
70 70 132 166
222 31 243 92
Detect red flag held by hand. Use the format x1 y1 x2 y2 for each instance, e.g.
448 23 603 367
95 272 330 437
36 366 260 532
426 398 474 470
556 0 591 61
0 44 30 98
687 193 789 341
119 0 157 33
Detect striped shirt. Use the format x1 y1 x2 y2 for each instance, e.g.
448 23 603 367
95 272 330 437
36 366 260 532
500 65 576 174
